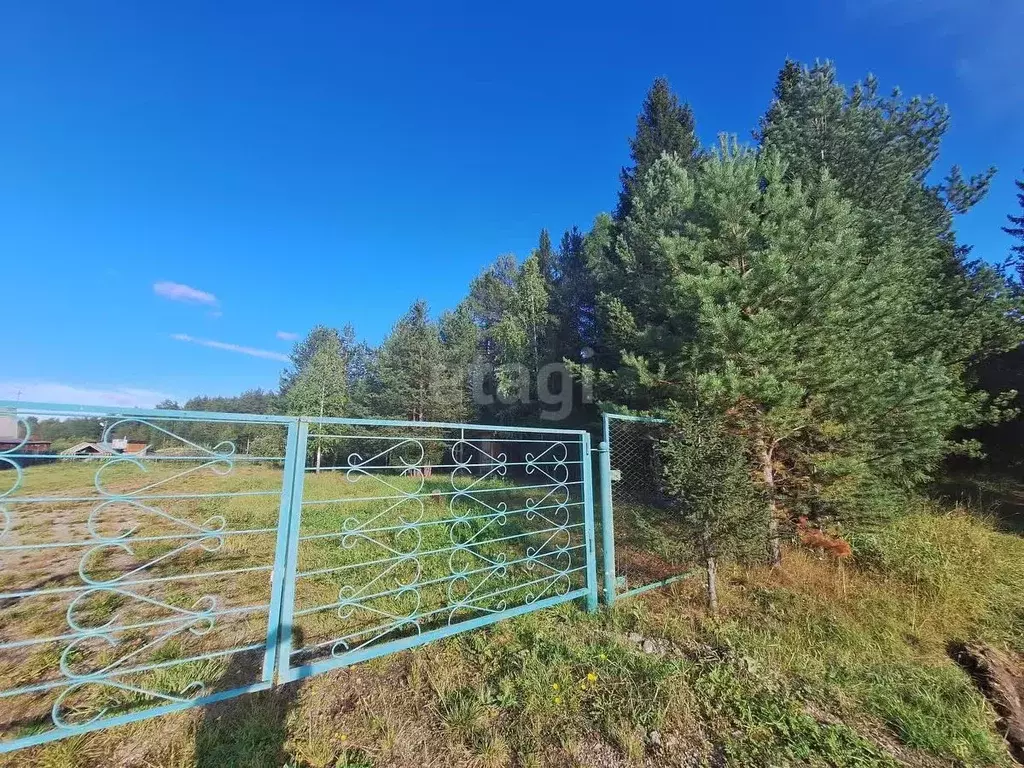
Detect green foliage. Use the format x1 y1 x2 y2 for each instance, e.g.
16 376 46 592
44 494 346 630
467 252 558 421
617 76 700 220
371 299 470 424
659 407 766 562
593 65 1023 532
758 59 1020 397
438 302 480 422
1005 171 1024 272
29 416 102 444
285 348 348 419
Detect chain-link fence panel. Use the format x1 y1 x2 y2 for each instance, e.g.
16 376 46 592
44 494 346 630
600 414 699 602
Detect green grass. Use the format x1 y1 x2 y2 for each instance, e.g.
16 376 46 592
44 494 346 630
3 460 1024 766
635 502 1024 766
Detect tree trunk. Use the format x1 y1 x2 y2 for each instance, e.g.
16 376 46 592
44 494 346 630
315 443 322 474
767 516 781 566
759 439 782 567
706 556 719 616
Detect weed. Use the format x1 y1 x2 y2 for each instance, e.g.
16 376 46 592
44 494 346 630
436 685 488 737
34 736 98 768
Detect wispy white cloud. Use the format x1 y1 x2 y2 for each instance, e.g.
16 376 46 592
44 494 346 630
171 333 290 362
0 382 177 408
276 331 300 341
153 281 218 306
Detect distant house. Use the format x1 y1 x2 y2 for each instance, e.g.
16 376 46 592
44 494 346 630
0 439 53 467
61 438 150 458
0 413 53 468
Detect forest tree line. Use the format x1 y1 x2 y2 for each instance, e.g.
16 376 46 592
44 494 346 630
31 60 1024 573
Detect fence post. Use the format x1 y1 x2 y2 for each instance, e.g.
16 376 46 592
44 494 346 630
274 418 309 682
580 432 599 612
598 437 616 607
262 418 301 683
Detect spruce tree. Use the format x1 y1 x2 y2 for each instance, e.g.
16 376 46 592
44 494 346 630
658 407 764 612
438 303 481 422
550 226 593 360
1005 171 1024 274
535 228 555 287
372 300 449 422
616 77 700 220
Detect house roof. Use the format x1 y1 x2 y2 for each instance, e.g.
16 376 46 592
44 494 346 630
61 442 114 455
60 441 150 456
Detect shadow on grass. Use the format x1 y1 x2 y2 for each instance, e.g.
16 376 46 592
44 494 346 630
194 636 302 768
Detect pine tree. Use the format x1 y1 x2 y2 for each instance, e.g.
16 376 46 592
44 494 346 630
280 324 368 402
756 60 1016 370
280 325 341 393
616 77 700 220
593 138 992 562
658 407 764 613
756 61 1022 480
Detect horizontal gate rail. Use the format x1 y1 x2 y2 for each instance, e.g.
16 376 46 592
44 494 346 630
0 401 600 753
0 401 296 754
276 417 597 683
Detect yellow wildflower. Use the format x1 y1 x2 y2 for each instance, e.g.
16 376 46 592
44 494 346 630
551 682 560 691
587 672 598 682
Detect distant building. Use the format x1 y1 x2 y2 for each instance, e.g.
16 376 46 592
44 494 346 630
0 438 53 466
0 414 19 441
0 411 53 467
61 439 150 458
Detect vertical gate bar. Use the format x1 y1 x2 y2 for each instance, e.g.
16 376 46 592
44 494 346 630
580 432 599 612
262 418 300 682
274 419 310 682
598 438 616 607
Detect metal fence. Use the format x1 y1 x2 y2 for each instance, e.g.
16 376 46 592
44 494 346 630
599 413 698 605
0 401 596 753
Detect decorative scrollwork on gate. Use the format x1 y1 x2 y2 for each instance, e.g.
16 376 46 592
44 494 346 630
0 405 291 752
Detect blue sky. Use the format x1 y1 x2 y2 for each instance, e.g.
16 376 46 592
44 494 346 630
2 0 1022 407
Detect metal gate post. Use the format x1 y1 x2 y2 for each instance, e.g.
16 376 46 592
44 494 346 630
598 437 616 607
580 432 599 612
274 418 309 682
263 418 301 682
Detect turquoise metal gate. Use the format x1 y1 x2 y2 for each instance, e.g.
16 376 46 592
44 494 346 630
0 401 597 753
276 417 597 682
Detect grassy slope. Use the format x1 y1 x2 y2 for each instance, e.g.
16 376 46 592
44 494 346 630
5 496 1024 767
